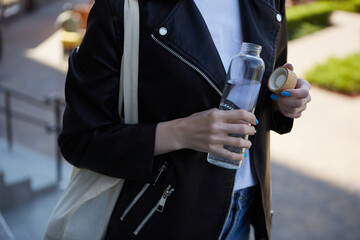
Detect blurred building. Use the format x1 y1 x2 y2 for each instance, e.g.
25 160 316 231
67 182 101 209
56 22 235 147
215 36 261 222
0 0 53 19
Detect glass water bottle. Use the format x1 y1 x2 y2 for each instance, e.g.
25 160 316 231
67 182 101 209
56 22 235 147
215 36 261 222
207 42 265 169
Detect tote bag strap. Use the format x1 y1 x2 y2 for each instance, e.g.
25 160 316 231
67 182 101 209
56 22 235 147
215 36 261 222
71 0 139 180
119 0 140 124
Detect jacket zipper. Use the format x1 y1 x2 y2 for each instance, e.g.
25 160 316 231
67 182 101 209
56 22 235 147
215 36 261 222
152 33 235 239
120 162 168 221
133 185 175 236
151 34 222 96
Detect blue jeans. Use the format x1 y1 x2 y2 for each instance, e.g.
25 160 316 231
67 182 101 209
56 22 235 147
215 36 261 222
219 186 256 240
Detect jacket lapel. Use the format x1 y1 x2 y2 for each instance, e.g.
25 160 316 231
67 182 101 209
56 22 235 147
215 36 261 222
239 0 282 120
239 0 281 79
147 0 281 94
151 0 226 93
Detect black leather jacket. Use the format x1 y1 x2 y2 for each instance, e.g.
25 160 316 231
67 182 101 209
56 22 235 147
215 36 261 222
59 0 292 239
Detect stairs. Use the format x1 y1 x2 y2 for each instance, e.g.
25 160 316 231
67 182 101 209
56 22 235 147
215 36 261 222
0 212 15 240
0 138 72 206
0 172 32 209
0 138 72 239
0 138 72 207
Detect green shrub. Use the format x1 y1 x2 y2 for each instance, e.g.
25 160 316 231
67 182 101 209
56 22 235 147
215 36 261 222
286 2 335 40
289 22 323 40
305 53 360 95
286 1 360 40
317 0 360 12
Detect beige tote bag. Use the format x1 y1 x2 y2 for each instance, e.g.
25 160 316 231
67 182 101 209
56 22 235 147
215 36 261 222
44 0 139 239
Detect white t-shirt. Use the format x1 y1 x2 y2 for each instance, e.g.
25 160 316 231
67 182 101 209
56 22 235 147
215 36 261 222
194 0 258 190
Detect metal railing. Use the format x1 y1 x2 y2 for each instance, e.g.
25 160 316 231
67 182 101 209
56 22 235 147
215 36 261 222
0 85 65 183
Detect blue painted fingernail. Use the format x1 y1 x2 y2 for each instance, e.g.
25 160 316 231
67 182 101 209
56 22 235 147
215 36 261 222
254 129 257 134
281 91 290 97
255 118 259 125
270 94 279 101
244 153 248 158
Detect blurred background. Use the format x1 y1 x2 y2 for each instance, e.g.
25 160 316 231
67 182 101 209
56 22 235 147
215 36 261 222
0 0 359 239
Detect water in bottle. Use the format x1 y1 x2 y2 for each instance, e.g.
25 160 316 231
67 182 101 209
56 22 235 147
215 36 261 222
207 42 265 169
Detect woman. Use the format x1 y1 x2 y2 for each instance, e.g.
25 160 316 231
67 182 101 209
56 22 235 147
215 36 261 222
59 0 311 239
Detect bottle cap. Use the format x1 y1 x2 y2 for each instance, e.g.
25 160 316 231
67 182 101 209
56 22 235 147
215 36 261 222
268 67 297 93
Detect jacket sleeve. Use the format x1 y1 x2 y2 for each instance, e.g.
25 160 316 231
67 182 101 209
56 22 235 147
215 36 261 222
270 0 294 134
58 0 158 183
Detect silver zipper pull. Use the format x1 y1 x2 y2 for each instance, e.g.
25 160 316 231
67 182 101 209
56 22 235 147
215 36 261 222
157 185 174 213
134 185 175 236
153 163 167 185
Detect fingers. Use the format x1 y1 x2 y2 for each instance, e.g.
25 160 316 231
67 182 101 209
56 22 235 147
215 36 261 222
280 97 309 109
179 108 257 160
277 79 310 99
274 94 310 118
277 102 307 118
208 132 252 147
295 78 311 91
283 63 294 71
270 75 311 118
214 148 246 161
223 135 252 149
205 109 255 160
204 109 255 135
272 78 310 100
219 108 257 125
208 135 251 162
210 146 247 162
225 123 256 136
205 134 252 162
285 88 310 100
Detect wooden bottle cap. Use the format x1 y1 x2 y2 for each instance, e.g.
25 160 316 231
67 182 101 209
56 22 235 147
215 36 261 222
268 67 297 93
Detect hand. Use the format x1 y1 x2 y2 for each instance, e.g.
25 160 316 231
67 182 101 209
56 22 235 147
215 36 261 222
155 108 257 161
270 63 311 118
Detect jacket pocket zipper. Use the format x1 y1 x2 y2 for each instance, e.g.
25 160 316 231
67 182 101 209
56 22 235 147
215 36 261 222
151 34 222 96
120 162 168 221
133 185 175 236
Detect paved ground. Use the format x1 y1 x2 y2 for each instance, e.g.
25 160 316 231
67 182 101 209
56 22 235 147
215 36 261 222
271 11 360 239
0 2 359 239
271 11 360 195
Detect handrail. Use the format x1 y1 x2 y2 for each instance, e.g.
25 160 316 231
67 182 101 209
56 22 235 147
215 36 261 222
0 107 49 128
0 85 66 183
0 85 66 108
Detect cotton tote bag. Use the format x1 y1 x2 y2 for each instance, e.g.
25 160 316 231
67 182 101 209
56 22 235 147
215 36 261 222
44 0 139 239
